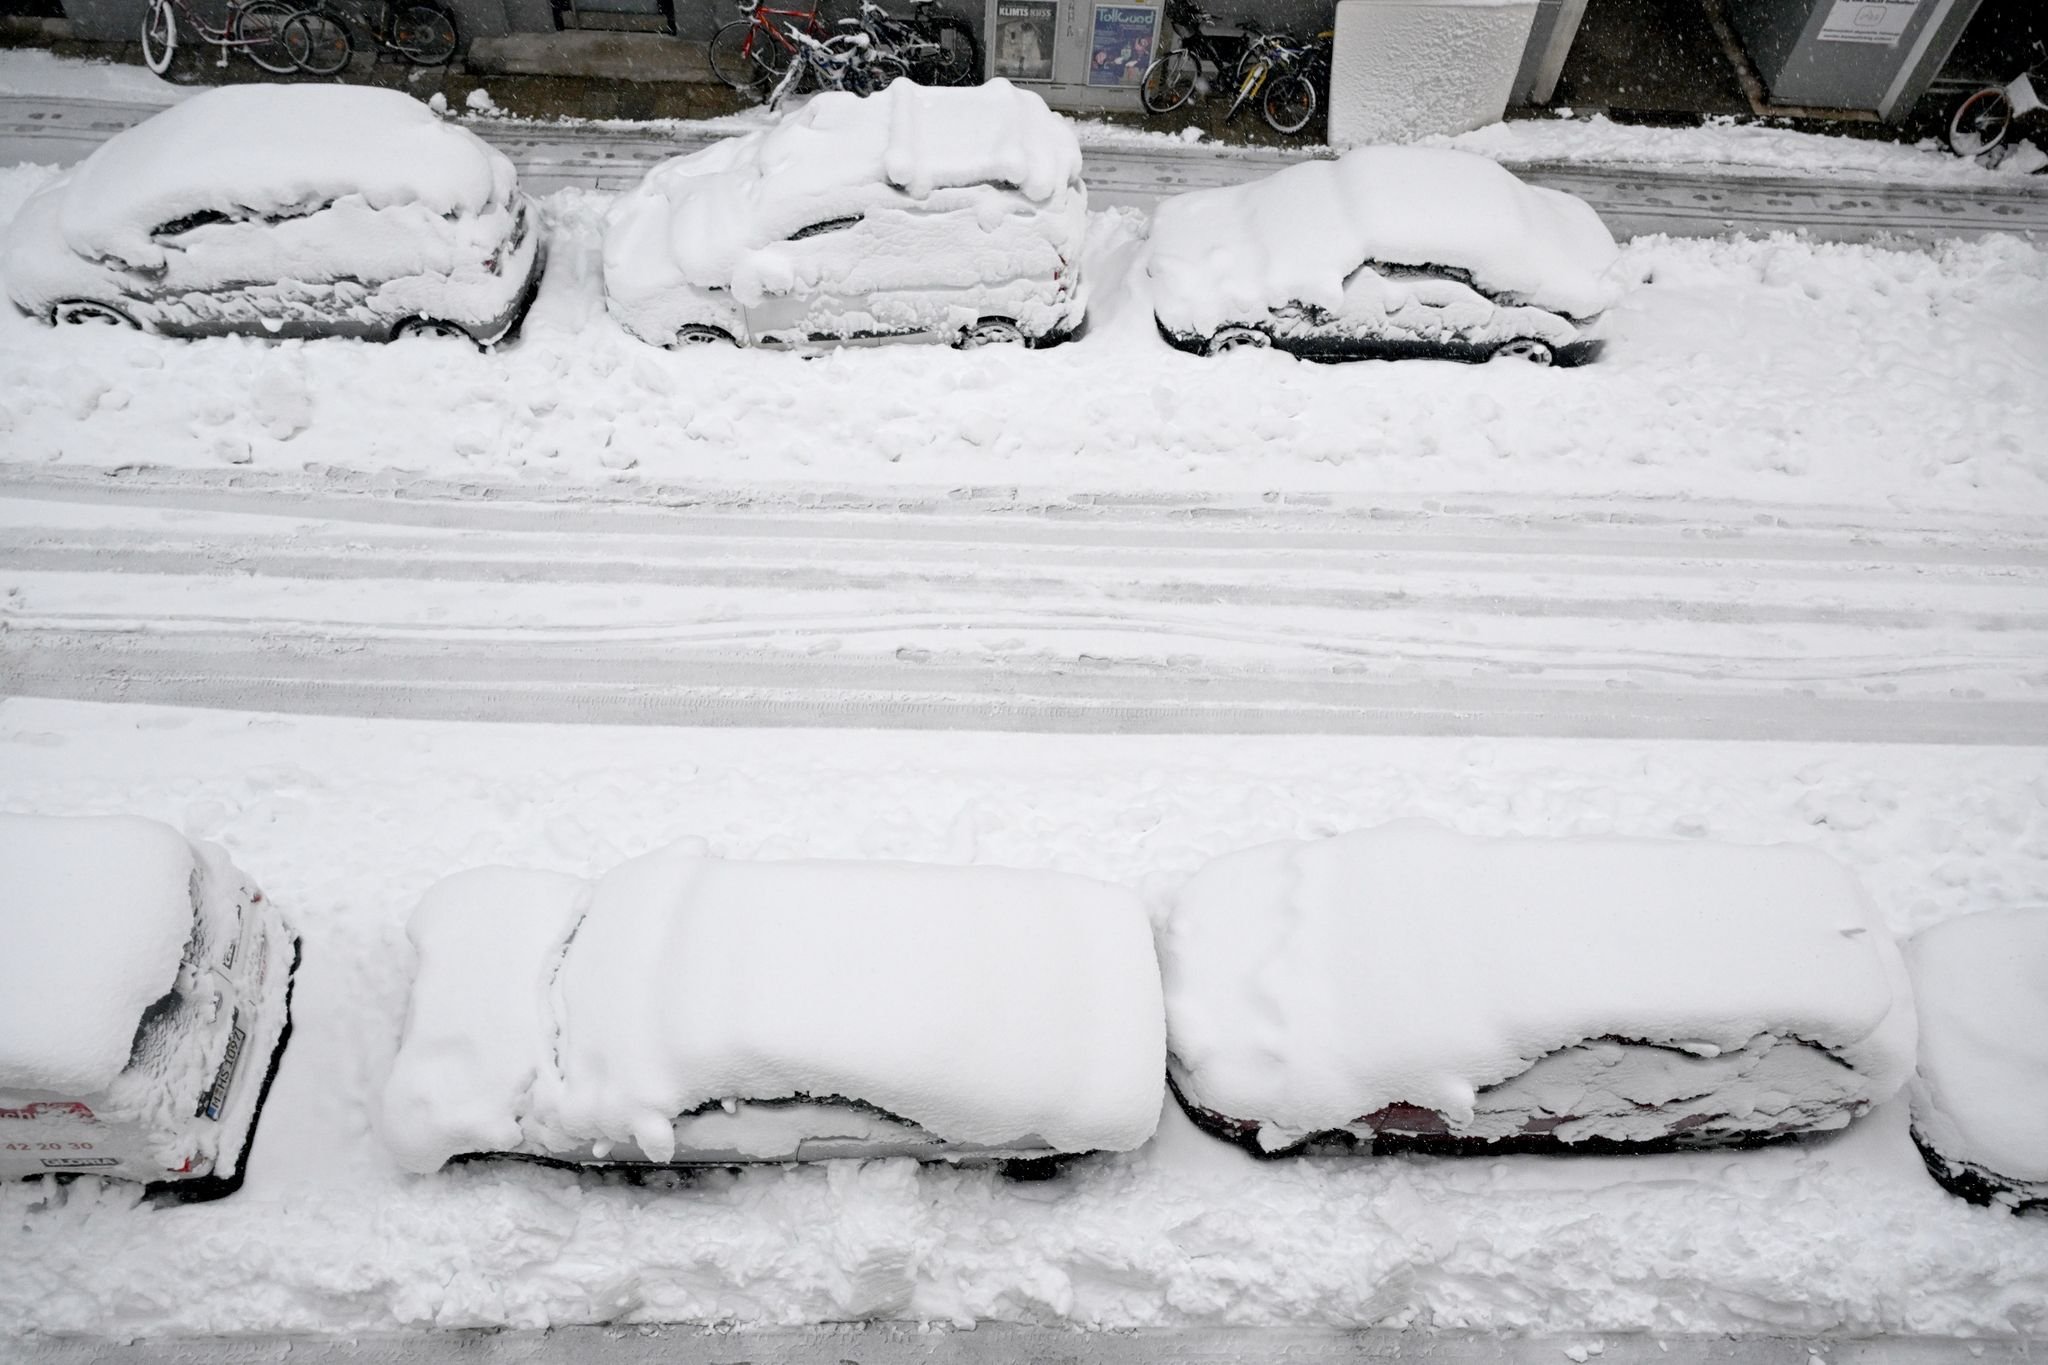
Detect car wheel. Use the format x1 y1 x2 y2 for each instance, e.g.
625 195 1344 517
1491 338 1555 366
1205 325 1270 356
956 318 1024 349
392 317 473 342
50 300 140 330
671 324 738 348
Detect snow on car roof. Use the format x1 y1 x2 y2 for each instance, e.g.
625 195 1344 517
0 815 199 1095
381 842 1164 1171
1907 909 2048 1184
54 84 516 273
1161 822 1916 1140
1147 146 1621 333
607 78 1081 292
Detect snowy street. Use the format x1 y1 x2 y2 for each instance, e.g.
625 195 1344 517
2 51 2047 1352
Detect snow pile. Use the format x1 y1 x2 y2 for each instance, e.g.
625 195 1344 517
41 84 516 274
383 841 1165 1172
1905 909 2048 1201
1147 146 1620 336
602 79 1086 342
0 49 185 105
1161 822 1916 1147
0 814 196 1094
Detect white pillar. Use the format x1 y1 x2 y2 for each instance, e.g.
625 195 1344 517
1327 0 1540 147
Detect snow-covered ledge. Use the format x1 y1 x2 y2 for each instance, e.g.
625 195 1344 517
1327 0 1538 147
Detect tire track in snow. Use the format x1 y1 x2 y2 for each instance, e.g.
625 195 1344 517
3 473 2045 743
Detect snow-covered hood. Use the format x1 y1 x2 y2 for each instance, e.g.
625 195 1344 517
381 842 1165 1171
1147 146 1622 333
603 78 1082 299
51 84 517 273
0 815 198 1095
1161 822 1916 1138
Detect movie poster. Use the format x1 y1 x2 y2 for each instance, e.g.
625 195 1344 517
992 0 1057 81
1087 3 1158 87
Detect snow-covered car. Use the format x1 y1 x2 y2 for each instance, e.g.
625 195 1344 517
2 85 543 344
1905 909 2047 1214
1148 146 1619 365
602 79 1088 351
0 815 298 1201
380 841 1164 1174
1160 823 1916 1157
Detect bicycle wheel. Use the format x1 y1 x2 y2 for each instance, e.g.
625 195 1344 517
1261 70 1314 133
1141 47 1199 113
1948 86 2013 157
286 8 354 74
709 19 771 93
923 15 979 85
237 0 303 73
140 0 177 75
388 1 457 63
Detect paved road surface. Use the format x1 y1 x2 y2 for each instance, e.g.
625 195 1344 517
4 93 2046 239
5 465 2044 742
14 1324 2046 1363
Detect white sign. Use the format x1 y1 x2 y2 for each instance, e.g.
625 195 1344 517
1817 0 1919 46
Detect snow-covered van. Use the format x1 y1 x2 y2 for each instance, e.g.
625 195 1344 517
1160 823 1917 1156
2 85 543 345
1148 146 1619 365
1 815 298 1201
603 80 1088 351
381 841 1164 1175
1906 909 2047 1214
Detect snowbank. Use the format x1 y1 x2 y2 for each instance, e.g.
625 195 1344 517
0 814 196 1094
0 49 185 105
47 84 516 274
1147 146 1620 337
1162 822 1916 1148
383 842 1165 1172
1905 909 2048 1201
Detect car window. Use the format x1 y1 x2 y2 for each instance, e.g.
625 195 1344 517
1362 261 1478 289
151 209 232 239
788 215 864 242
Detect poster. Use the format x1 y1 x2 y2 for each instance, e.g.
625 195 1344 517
1817 0 1918 46
992 0 1058 81
1087 4 1159 87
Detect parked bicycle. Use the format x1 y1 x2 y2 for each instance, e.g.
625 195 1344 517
1948 40 2048 159
766 23 905 109
304 0 459 67
140 0 333 76
1139 0 1248 115
708 0 828 97
850 0 980 87
1251 27 1329 134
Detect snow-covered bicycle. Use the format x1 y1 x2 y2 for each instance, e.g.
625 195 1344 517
140 0 349 76
1948 41 2047 158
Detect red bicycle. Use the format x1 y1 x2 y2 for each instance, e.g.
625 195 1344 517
707 0 826 98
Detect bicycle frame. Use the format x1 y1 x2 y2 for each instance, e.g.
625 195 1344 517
736 0 824 67
158 0 276 47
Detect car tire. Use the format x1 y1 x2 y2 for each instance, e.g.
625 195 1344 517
50 300 141 330
1204 325 1270 356
956 318 1025 349
1491 338 1555 365
671 324 739 348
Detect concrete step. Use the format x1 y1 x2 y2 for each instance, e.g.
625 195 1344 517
465 30 712 83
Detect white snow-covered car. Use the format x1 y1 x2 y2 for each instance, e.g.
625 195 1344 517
1148 146 1619 365
0 815 298 1201
1160 823 1916 1156
1906 909 2047 1214
2 84 543 344
603 79 1088 351
380 841 1164 1175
